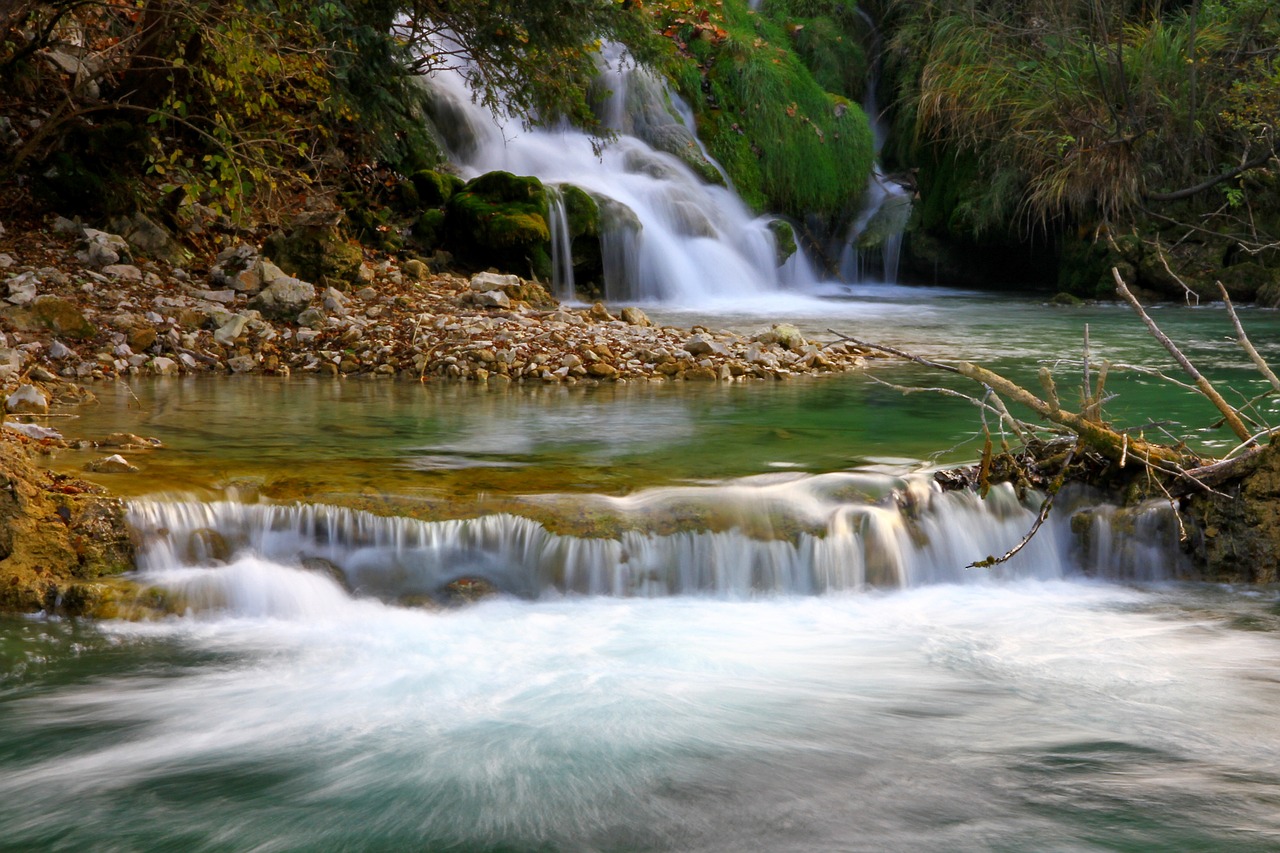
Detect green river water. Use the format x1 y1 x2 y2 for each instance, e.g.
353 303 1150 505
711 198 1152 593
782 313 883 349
3 289 1280 852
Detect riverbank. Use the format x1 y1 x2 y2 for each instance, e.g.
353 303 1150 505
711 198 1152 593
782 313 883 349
0 216 871 408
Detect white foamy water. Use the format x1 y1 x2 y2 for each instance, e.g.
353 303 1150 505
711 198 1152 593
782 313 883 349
426 50 822 306
2 583 1279 850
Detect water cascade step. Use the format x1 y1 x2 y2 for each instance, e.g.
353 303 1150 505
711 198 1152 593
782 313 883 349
126 473 1186 613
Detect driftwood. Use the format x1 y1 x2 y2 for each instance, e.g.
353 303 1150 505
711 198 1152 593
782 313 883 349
835 265 1280 568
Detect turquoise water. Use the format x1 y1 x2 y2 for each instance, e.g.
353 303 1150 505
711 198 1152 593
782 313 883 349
6 289 1280 851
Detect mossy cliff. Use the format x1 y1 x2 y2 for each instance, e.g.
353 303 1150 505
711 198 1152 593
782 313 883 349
652 0 875 223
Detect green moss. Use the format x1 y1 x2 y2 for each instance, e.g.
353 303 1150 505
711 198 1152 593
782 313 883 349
410 169 464 207
560 184 600 237
768 218 799 264
444 171 552 280
656 0 874 220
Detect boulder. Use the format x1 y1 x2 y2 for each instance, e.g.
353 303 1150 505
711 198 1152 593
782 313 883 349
470 271 521 292
471 290 511 309
248 278 316 321
755 323 806 351
107 212 186 265
26 296 95 340
620 306 652 327
6 384 48 415
5 272 38 305
213 315 250 346
85 454 138 474
76 229 131 268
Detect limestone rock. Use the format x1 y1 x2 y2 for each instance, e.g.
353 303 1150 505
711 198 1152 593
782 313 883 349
471 290 511 309
620 306 652 327
29 296 95 339
755 323 806 351
6 384 48 414
213 315 250 346
76 229 131 268
101 264 142 281
107 212 186 265
471 271 521 292
249 277 316 320
149 357 179 376
6 272 38 305
85 454 138 474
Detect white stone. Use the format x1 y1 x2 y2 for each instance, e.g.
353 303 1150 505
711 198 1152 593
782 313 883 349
470 271 520 292
150 356 179 376
6 383 48 414
214 315 250 346
6 271 38 305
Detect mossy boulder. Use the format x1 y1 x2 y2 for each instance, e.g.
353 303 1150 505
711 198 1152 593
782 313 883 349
445 171 552 281
769 219 799 265
263 220 364 287
0 296 97 340
411 169 465 208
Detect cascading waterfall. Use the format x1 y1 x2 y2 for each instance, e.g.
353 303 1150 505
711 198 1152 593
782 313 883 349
547 186 576 301
424 48 814 304
124 473 1186 615
839 10 912 285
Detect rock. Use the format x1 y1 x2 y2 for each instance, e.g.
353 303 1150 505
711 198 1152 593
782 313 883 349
0 254 13 269
684 334 727 356
248 277 316 320
28 366 57 383
213 315 250 346
756 323 806 351
472 290 511 309
4 421 62 440
296 307 328 330
27 296 96 339
470 271 521 292
127 326 157 352
402 259 428 281
193 289 237 305
149 357 179 376
620 306 652 327
587 361 618 378
49 340 74 360
100 432 161 449
227 355 257 373
5 272 38 305
588 302 614 322
101 264 142 281
262 218 364 287
85 454 138 474
209 244 258 288
6 384 48 414
76 229 131 268
107 212 186 264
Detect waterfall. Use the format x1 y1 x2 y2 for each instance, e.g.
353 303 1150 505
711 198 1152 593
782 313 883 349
125 474 1187 612
547 187 576 301
424 48 809 305
839 10 912 285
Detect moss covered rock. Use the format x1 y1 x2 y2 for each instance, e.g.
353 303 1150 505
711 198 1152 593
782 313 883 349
0 434 134 615
445 171 553 281
263 218 364 288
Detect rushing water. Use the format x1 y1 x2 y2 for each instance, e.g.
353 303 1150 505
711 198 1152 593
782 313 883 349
8 289 1280 848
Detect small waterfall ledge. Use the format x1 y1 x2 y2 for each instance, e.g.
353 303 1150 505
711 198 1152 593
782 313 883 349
126 474 1188 611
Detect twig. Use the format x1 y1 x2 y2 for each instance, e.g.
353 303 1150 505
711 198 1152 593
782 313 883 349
1112 267 1253 444
969 441 1079 569
1218 281 1280 394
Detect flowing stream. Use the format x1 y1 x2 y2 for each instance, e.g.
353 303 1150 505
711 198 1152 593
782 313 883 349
5 288 1280 850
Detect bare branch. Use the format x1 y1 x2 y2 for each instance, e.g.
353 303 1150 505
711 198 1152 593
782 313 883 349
1218 281 1280 395
1112 267 1253 444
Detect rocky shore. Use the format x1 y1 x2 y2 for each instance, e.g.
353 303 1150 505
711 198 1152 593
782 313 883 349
0 216 871 419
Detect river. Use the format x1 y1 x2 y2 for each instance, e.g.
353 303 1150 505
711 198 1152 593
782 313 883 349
3 289 1280 851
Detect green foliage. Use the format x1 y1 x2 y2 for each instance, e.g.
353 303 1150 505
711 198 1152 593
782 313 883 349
886 0 1280 236
652 0 874 219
